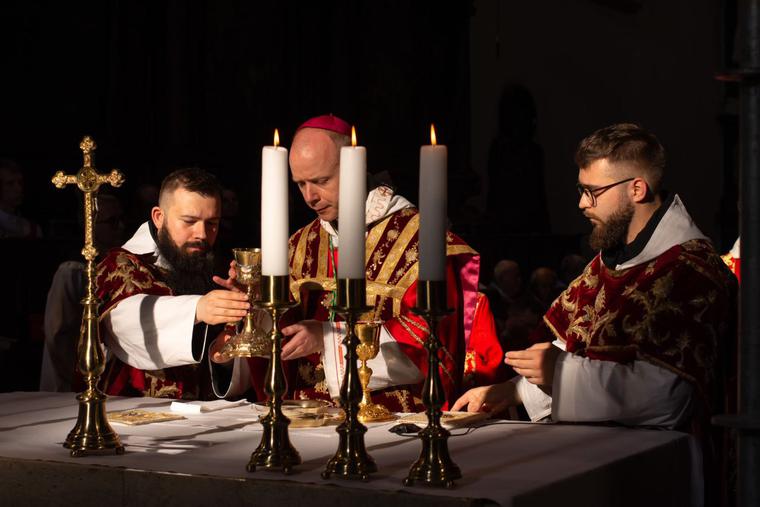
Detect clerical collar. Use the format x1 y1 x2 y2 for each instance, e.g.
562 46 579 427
601 192 674 268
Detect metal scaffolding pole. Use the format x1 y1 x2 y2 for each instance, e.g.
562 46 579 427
715 1 760 506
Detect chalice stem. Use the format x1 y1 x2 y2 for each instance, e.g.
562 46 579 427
359 361 372 407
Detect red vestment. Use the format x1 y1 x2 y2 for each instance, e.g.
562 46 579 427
540 239 735 410
96 248 212 399
246 206 504 411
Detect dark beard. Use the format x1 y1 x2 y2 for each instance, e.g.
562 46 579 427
588 201 634 252
156 226 216 295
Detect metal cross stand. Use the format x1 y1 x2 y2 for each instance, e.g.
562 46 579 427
52 136 125 457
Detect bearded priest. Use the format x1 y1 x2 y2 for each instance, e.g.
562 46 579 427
453 123 736 505
96 168 249 399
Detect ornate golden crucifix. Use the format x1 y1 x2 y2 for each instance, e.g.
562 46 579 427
52 136 125 456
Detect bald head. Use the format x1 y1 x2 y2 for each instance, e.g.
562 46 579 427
290 128 349 222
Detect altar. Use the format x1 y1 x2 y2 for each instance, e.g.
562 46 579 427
0 392 694 507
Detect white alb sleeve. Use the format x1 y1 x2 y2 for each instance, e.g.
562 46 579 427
321 322 423 398
210 356 251 399
551 351 694 428
101 293 207 370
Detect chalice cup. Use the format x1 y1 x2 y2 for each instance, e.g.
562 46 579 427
356 319 397 423
218 248 269 360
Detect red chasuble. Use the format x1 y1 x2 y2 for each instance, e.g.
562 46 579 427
95 249 211 399
541 239 735 416
246 207 504 411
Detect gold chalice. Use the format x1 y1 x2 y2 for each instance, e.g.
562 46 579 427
356 319 397 423
218 248 269 360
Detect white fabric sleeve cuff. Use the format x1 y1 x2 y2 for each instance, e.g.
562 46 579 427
511 375 553 422
102 293 205 370
552 352 695 428
210 356 251 399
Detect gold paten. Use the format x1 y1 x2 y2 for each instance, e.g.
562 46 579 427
322 278 378 481
403 280 462 489
247 275 301 474
52 136 125 457
355 319 396 424
218 248 269 359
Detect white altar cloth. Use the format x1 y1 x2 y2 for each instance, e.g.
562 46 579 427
0 392 693 507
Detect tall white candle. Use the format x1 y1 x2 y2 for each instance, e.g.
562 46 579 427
418 124 447 281
261 129 289 276
338 126 367 280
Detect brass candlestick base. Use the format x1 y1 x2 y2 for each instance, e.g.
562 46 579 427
64 304 124 456
403 280 461 489
219 248 269 360
322 279 378 481
247 275 301 474
53 136 125 457
356 320 396 424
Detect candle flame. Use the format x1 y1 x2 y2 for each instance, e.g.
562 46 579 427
430 124 437 146
273 128 280 148
351 126 357 147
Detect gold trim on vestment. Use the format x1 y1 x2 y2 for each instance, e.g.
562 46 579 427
375 214 420 284
390 263 418 315
542 315 567 345
317 227 329 279
290 277 408 303
446 244 477 257
292 223 312 277
365 215 393 264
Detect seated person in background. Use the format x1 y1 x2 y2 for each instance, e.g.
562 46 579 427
483 259 524 335
454 123 734 432
39 193 126 392
0 158 41 239
96 168 248 399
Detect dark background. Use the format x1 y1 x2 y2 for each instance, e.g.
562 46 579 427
0 0 741 390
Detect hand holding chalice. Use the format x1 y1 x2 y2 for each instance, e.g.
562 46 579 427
218 248 269 360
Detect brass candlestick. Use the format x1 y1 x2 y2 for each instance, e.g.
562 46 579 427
404 280 461 489
322 279 378 481
52 136 125 457
247 275 301 474
218 248 268 360
356 319 396 423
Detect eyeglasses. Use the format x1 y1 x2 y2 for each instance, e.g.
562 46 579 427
576 178 634 207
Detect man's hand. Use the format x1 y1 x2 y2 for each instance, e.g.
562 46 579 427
209 328 235 364
196 289 250 326
212 260 244 292
451 381 517 413
504 342 562 386
280 320 325 360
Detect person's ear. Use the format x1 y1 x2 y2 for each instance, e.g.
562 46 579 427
151 206 164 229
630 177 649 203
